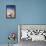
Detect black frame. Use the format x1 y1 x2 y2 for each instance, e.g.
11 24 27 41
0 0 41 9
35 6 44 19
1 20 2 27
6 5 16 19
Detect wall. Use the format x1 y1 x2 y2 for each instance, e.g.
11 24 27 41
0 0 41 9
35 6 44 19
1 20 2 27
0 0 46 44
0 0 18 44
16 0 46 24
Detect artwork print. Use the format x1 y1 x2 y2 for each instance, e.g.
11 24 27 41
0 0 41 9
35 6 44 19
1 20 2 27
6 5 16 19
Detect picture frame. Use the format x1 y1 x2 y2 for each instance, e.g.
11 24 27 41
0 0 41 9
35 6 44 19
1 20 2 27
18 24 46 41
6 5 16 19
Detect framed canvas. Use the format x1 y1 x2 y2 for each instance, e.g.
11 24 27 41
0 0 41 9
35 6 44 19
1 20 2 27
6 5 16 19
18 24 46 41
